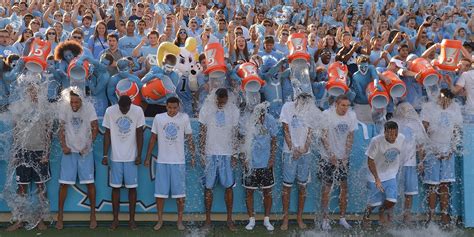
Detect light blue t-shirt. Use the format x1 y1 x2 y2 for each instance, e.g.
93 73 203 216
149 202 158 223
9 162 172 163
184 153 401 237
87 36 108 59
249 115 279 169
118 35 141 56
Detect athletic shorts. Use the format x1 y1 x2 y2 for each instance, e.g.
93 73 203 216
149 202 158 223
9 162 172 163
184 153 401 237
59 152 95 185
367 178 397 207
402 166 418 195
203 155 235 189
317 159 348 184
423 153 455 185
109 161 138 188
282 152 311 187
16 150 50 184
154 163 186 198
243 167 275 190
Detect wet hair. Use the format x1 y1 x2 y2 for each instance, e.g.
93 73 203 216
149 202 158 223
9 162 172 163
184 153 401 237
166 96 180 105
164 54 177 65
70 90 80 98
54 40 83 61
440 88 455 99
118 95 132 108
384 121 398 131
215 88 228 99
335 94 350 103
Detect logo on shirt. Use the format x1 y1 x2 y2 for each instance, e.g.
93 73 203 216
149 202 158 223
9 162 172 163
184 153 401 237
164 122 179 141
335 123 349 136
384 148 400 164
215 110 226 127
71 116 83 133
116 116 132 135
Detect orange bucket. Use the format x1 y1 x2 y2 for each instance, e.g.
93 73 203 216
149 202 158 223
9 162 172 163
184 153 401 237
409 57 441 86
141 78 168 101
204 42 227 78
23 38 51 73
115 79 142 105
237 62 265 92
68 57 90 80
435 39 462 71
366 81 389 109
326 62 349 96
288 33 310 65
381 71 406 98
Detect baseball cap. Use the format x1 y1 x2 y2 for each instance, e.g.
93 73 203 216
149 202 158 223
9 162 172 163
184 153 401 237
390 58 406 68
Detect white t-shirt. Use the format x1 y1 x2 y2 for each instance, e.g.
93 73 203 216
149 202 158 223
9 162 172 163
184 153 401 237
102 104 145 162
420 101 462 153
59 102 97 153
280 101 311 154
456 70 474 112
152 112 192 164
391 119 426 166
198 103 240 156
365 133 405 182
322 108 358 159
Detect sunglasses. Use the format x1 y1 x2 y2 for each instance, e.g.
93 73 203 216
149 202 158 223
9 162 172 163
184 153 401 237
281 33 289 36
47 32 56 35
179 30 187 34
72 35 82 39
236 32 243 35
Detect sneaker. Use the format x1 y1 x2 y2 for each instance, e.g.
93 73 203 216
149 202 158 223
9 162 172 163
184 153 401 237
321 218 331 231
339 217 352 229
263 216 274 231
245 217 256 230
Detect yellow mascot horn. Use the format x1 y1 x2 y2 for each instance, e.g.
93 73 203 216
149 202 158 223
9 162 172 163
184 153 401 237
157 42 180 66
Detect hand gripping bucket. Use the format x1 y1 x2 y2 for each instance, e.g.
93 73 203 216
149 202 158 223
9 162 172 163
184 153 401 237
408 57 441 86
287 33 310 65
326 62 349 96
204 42 227 78
434 39 462 71
237 62 265 92
23 38 51 73
141 78 168 101
381 70 406 98
115 79 142 105
366 81 389 109
67 57 90 80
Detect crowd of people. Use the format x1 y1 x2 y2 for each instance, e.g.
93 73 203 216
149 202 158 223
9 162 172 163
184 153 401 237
0 0 474 233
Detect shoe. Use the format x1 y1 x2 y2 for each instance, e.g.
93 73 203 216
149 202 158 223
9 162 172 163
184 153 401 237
339 217 352 229
263 216 274 231
321 218 331 231
245 217 255 230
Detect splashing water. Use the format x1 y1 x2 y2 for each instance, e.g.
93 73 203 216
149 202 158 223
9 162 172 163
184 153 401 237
0 71 58 230
290 62 313 97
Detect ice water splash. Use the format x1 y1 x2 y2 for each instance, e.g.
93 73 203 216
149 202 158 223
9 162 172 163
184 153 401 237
0 71 58 229
426 84 441 102
290 62 313 97
241 101 270 171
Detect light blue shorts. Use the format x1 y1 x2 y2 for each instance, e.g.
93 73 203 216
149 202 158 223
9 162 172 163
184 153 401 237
59 152 95 185
367 178 398 207
423 153 456 185
109 161 138 188
402 166 419 195
203 155 235 189
155 163 186 198
282 152 311 187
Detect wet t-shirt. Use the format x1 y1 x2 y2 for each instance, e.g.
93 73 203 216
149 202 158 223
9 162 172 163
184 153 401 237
365 134 405 182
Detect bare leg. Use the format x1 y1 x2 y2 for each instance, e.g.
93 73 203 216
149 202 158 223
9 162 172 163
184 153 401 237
87 184 97 229
56 184 68 230
6 184 28 232
340 181 348 218
154 198 165 231
128 188 137 230
225 187 236 231
203 189 213 229
246 189 254 218
36 183 48 231
362 206 374 229
426 184 438 224
439 183 451 226
177 198 185 230
280 186 291 230
379 200 395 227
321 183 331 219
110 188 120 230
263 188 273 217
297 185 307 229
403 195 413 224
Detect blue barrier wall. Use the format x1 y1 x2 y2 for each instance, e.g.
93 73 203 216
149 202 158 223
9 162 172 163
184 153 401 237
0 118 467 222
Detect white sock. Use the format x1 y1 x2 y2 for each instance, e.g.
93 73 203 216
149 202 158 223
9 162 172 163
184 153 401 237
245 217 256 230
263 216 274 231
